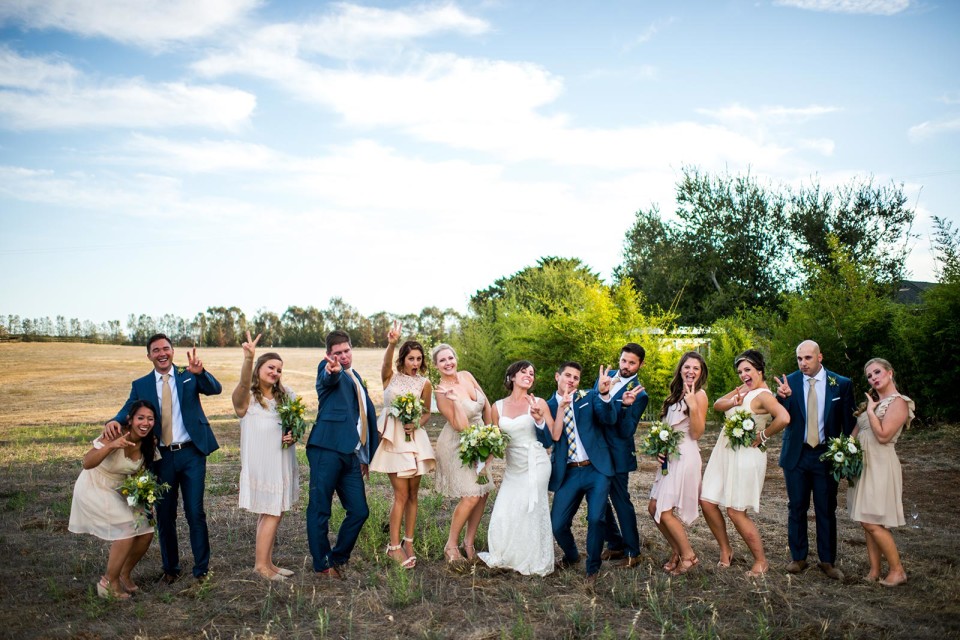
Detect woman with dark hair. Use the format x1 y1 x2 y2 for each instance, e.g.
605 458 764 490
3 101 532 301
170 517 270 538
370 321 436 568
700 349 789 577
477 361 554 575
648 351 708 576
848 357 914 586
69 400 160 599
431 342 493 563
232 332 299 581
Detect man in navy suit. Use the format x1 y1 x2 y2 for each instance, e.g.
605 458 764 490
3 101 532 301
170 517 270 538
306 330 379 578
596 343 649 569
106 333 222 583
541 362 617 581
775 340 855 580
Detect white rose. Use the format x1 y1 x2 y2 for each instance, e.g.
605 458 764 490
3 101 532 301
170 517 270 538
742 419 754 431
138 475 149 483
127 496 137 507
659 430 670 442
847 442 858 454
733 427 744 438
833 452 845 463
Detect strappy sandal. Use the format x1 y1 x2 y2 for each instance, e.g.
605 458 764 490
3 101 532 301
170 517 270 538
670 555 700 576
401 536 417 568
462 543 477 561
663 554 680 573
97 576 130 600
387 542 415 569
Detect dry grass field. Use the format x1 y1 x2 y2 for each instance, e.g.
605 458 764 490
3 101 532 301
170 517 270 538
1 342 959 639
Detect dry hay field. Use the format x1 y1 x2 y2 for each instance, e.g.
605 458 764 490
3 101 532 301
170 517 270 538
1 342 959 639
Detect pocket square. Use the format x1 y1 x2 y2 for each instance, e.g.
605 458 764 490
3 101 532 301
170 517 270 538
830 397 839 402
577 402 589 409
183 378 193 384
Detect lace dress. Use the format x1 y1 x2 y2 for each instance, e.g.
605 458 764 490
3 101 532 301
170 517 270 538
700 388 774 513
370 373 436 477
848 394 914 527
649 401 703 525
434 387 493 497
477 401 554 576
239 390 300 516
69 438 156 540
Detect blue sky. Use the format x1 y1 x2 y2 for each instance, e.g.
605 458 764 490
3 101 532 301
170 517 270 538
1 0 958 324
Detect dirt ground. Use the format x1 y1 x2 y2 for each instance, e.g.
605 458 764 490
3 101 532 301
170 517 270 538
1 342 958 639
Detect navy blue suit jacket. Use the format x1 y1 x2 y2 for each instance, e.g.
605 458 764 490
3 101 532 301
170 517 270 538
112 367 222 456
777 368 855 470
309 365 379 459
543 390 617 492
594 374 649 474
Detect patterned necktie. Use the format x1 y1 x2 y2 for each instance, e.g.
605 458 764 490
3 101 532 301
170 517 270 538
161 373 173 446
564 404 577 461
806 377 819 447
346 369 368 446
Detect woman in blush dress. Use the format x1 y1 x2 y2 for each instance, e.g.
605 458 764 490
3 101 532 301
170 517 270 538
431 343 493 563
700 350 789 577
648 351 708 576
231 332 299 581
477 361 555 576
370 322 436 569
848 357 914 587
69 400 160 599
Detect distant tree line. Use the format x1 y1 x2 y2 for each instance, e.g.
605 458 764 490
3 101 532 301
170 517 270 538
0 297 462 349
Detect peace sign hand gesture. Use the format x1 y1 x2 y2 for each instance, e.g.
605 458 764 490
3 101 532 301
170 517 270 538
242 331 261 359
186 347 204 374
527 394 544 421
435 384 459 402
597 366 613 395
622 385 645 406
324 353 342 374
683 380 699 410
387 320 402 345
774 375 792 399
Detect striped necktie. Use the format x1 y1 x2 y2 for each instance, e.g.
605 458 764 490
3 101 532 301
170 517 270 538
564 404 577 461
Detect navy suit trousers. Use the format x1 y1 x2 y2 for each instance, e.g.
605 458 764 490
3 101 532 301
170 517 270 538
306 446 369 571
154 443 209 577
603 471 640 557
551 465 610 575
784 445 839 564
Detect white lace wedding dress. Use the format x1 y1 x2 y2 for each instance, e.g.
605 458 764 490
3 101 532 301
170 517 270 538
478 400 554 576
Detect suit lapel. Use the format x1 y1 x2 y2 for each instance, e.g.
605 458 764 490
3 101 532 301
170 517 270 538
822 368 836 428
793 371 807 422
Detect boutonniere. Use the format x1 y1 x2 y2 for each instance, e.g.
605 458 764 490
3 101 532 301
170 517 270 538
176 366 186 375
828 376 838 388
577 389 588 400
625 380 636 392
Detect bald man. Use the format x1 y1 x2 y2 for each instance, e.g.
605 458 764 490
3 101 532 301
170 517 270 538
774 340 855 580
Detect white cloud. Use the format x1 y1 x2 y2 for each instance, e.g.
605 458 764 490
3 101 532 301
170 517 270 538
0 48 255 130
698 103 840 124
622 17 676 52
797 138 836 155
939 91 960 105
117 134 280 172
908 116 960 141
0 0 259 48
773 0 911 15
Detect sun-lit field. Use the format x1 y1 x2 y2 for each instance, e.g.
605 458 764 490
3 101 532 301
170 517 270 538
1 342 959 639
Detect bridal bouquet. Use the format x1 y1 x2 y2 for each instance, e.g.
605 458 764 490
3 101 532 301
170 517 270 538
277 394 308 448
724 409 763 451
458 423 510 484
640 421 682 475
390 392 424 442
117 470 170 527
819 434 864 485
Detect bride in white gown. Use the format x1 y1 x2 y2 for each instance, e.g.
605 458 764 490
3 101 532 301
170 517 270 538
478 361 555 576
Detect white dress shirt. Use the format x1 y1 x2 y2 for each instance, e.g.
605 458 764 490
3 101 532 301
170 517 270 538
155 369 190 444
554 392 589 463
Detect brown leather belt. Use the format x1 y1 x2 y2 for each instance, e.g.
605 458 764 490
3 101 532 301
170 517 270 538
567 459 592 469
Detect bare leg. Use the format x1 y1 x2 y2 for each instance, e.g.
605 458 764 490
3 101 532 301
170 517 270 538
402 476 421 558
658 510 697 574
254 513 283 577
387 474 411 564
862 523 881 581
700 500 734 566
649 499 680 571
727 508 768 575
864 522 907 586
119 532 154 592
461 494 489 559
446 495 482 560
104 538 135 596
266 513 287 574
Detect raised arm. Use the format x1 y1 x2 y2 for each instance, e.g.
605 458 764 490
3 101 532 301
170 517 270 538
187 347 222 395
866 394 909 444
82 435 135 470
232 332 260 417
381 320 401 386
752 390 790 447
713 384 749 413
684 383 708 440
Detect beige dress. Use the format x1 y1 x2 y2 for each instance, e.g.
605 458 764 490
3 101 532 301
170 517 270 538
370 373 436 477
848 394 914 527
649 402 702 525
434 386 492 497
69 438 156 540
239 389 300 516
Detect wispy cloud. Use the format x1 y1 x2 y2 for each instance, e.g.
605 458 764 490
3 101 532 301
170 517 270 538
697 103 840 124
908 116 960 141
0 0 259 48
621 17 676 53
938 91 960 105
773 0 911 15
0 48 255 130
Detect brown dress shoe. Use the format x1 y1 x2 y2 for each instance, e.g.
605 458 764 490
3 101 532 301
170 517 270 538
786 559 808 574
818 562 843 580
617 555 643 569
159 571 181 585
601 549 625 561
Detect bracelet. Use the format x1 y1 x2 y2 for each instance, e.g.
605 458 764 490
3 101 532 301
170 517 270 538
759 429 769 443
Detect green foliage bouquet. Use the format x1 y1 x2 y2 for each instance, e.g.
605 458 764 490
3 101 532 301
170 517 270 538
117 470 170 527
819 434 864 485
390 392 424 442
458 424 510 484
724 409 763 451
641 421 682 475
277 395 307 448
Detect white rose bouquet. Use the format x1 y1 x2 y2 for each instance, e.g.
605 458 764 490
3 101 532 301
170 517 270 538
458 423 510 484
640 421 683 475
819 434 864 485
116 469 170 527
724 409 763 451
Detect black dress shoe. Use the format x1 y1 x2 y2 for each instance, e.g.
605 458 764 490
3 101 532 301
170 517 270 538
600 549 625 561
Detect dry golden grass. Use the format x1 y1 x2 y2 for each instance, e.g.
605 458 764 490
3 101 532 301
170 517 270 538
1 343 959 639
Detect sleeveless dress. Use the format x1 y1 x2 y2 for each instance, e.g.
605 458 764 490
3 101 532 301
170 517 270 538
848 394 914 527
370 373 437 477
700 388 774 513
69 438 156 540
239 390 300 516
477 401 553 575
434 386 493 497
649 401 703 525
